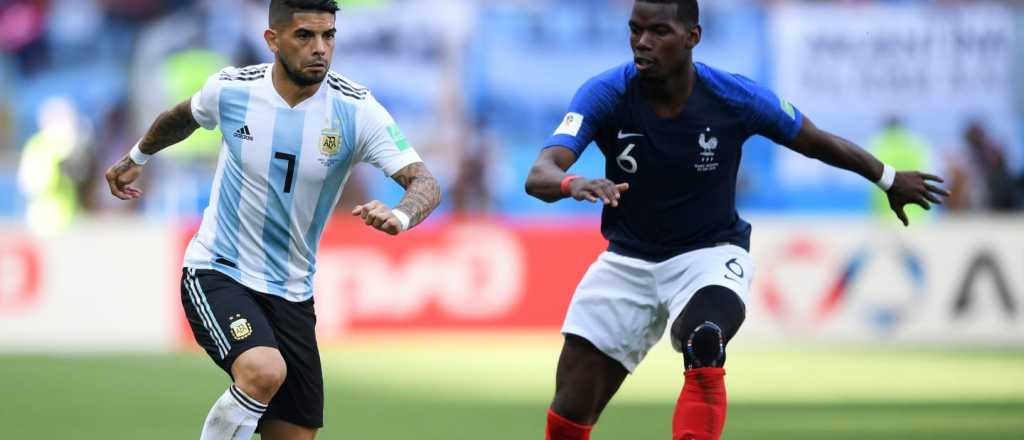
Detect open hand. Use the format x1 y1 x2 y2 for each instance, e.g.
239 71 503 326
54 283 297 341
351 200 403 235
886 171 951 226
568 178 630 208
105 156 144 200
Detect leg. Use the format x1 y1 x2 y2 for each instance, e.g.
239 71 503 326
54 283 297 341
669 285 745 440
670 286 745 370
181 268 283 440
231 347 288 403
258 419 318 440
552 334 629 424
547 334 629 440
258 295 325 433
197 347 286 440
548 251 663 439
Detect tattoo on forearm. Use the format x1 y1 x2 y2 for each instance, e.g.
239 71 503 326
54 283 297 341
393 162 441 228
111 156 137 174
139 100 200 155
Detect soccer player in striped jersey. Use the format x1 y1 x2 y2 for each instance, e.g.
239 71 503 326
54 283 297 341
525 1 950 439
104 1 440 439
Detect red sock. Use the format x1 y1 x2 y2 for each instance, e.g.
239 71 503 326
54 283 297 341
546 408 592 440
672 368 728 440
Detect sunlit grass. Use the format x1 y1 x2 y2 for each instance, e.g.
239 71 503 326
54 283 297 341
1 334 1022 439
322 332 1024 404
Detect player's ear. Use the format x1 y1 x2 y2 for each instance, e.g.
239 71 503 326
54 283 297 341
685 24 701 49
264 28 279 54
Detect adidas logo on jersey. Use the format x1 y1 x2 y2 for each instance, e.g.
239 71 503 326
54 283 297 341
233 125 254 141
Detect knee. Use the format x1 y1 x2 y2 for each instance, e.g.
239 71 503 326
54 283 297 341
233 347 287 402
671 286 745 370
677 321 726 369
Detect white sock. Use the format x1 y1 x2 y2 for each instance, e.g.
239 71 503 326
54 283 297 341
199 385 268 440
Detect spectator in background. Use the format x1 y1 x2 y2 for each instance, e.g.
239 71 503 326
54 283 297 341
946 120 1022 212
869 116 933 221
449 116 497 215
0 90 11 155
17 96 91 236
0 0 49 74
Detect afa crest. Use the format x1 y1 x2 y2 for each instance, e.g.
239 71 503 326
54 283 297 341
228 314 253 341
320 128 341 156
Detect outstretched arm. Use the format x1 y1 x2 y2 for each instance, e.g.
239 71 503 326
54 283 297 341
525 146 628 207
104 99 200 200
352 162 441 235
785 116 950 226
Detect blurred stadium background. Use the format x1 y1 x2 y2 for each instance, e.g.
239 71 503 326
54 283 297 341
1 0 1023 438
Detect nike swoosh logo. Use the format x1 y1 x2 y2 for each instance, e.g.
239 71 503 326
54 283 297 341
617 130 644 140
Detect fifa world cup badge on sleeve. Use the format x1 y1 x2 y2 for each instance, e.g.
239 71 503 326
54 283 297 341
554 112 584 137
229 314 253 341
779 97 796 120
387 124 412 151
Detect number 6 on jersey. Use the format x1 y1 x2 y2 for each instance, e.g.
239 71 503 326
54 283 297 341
617 144 638 174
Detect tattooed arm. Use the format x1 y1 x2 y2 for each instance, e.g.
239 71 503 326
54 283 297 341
351 162 442 235
137 99 201 154
104 99 200 200
391 162 442 228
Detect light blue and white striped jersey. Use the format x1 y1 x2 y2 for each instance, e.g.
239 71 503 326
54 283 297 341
183 63 421 302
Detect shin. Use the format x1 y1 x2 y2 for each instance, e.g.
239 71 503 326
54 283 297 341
670 286 745 440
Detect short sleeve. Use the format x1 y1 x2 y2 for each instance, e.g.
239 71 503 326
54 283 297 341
357 96 422 176
542 70 624 156
734 75 803 145
190 71 223 130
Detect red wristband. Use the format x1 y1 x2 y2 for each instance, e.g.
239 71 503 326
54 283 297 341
560 175 581 196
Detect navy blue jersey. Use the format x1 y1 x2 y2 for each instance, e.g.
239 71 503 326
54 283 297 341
544 62 803 262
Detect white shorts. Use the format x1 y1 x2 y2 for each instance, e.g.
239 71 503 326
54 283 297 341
561 244 754 373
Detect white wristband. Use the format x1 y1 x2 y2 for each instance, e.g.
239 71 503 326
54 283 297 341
391 209 411 232
128 142 152 165
876 163 896 192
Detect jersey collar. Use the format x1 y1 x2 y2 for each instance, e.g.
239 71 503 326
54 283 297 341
264 62 328 110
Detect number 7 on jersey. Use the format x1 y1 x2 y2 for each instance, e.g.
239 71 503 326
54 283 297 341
274 152 297 193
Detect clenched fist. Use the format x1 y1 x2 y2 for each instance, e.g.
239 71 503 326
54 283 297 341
105 156 144 200
351 200 405 235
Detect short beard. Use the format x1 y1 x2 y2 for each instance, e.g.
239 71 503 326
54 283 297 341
278 56 327 87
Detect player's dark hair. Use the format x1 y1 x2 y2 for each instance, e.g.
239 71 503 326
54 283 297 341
638 0 699 27
269 0 340 28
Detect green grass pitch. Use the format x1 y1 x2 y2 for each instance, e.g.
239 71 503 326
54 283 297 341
2 334 1022 439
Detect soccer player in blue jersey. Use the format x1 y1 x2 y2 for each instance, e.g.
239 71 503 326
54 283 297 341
104 1 441 439
525 1 949 439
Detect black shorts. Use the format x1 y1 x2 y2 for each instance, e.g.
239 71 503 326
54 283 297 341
180 268 324 429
